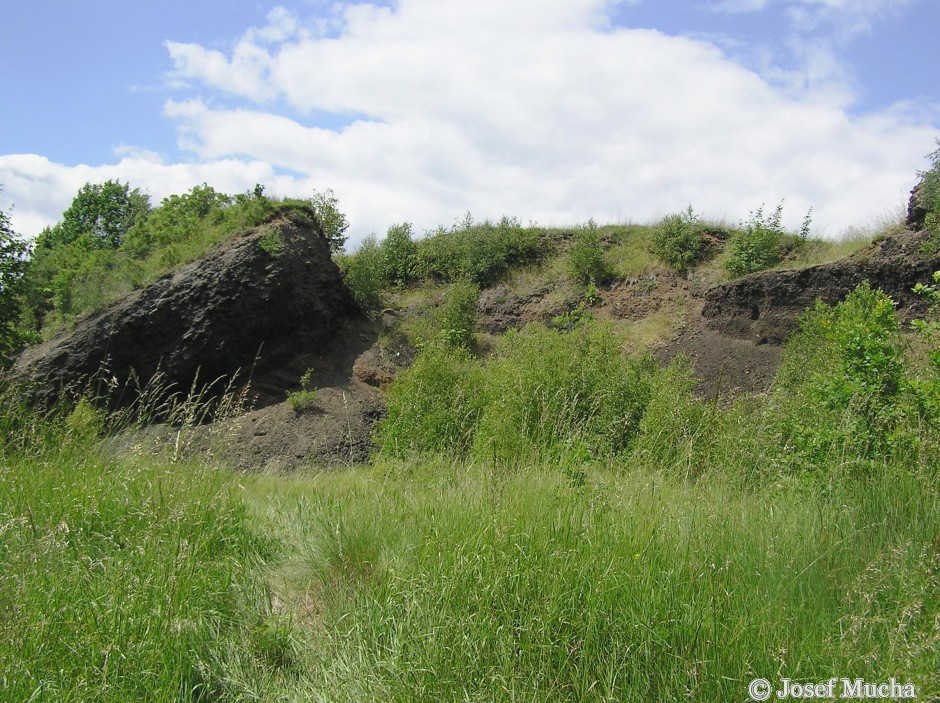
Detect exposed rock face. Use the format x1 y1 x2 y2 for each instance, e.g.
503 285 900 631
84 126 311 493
907 182 930 231
15 206 359 406
702 230 940 344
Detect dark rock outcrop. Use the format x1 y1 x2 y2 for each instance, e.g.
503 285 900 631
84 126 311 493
14 206 359 406
907 182 930 231
702 230 940 344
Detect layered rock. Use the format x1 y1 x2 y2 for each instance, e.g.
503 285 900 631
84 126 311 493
702 229 940 344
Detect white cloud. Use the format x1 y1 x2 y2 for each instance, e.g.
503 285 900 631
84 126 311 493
2 0 936 244
711 0 770 12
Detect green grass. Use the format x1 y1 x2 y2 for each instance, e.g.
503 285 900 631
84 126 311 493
224 285 939 700
0 387 279 702
238 455 938 702
602 224 663 279
2 347 937 701
608 297 688 350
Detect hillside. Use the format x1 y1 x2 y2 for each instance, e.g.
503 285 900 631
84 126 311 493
11 192 940 471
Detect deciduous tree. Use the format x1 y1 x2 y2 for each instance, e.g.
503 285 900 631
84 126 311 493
0 199 29 364
37 180 150 250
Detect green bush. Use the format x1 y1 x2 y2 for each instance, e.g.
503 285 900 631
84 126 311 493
379 346 486 457
567 218 607 284
471 323 655 464
309 188 349 253
912 271 940 370
772 282 920 469
381 321 655 464
651 206 705 273
337 235 384 311
918 141 940 226
0 199 29 365
380 222 417 285
726 202 786 277
437 278 479 348
288 368 318 413
122 184 230 257
414 214 539 285
632 356 712 477
258 229 284 258
914 141 940 253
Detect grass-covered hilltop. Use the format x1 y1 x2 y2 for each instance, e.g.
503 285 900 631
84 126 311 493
1 143 940 702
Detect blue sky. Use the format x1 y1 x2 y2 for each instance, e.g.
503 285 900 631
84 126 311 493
1 0 938 242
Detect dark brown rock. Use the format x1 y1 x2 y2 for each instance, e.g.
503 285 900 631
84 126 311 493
14 206 359 406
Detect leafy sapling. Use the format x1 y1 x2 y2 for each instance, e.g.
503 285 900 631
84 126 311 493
288 368 318 412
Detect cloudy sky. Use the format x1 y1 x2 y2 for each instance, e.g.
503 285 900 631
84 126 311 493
1 0 938 244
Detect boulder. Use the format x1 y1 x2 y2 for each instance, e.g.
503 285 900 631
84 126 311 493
14 206 359 406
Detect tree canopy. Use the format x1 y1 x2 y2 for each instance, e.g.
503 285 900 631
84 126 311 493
36 180 150 251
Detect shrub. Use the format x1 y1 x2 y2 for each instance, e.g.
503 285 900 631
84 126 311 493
288 368 318 413
379 346 486 457
258 229 284 258
909 271 940 423
918 141 940 226
338 235 384 311
773 282 911 467
726 202 786 277
414 214 539 285
651 206 705 273
567 219 607 284
470 322 655 464
913 141 940 252
437 278 479 348
380 222 417 285
380 321 658 464
632 356 712 477
0 200 29 365
912 271 940 369
122 184 230 257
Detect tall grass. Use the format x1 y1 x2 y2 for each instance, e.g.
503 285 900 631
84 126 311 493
241 453 938 701
273 281 937 701
0 381 279 701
